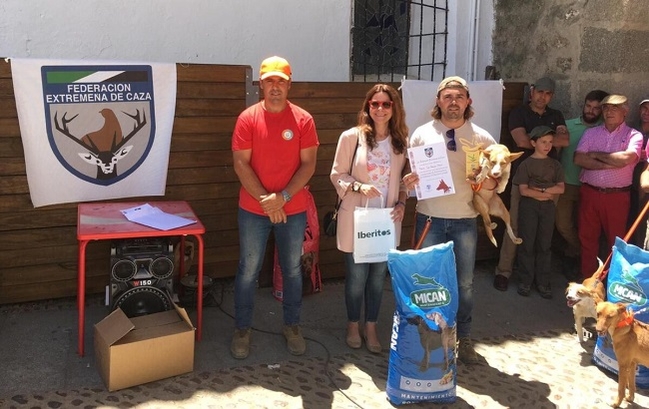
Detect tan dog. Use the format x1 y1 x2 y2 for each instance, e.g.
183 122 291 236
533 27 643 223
566 260 607 341
406 313 456 371
469 144 524 247
596 301 649 407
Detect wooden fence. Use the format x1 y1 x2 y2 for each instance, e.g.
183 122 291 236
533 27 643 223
0 60 525 304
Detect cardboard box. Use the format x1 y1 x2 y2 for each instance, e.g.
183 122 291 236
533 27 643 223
94 304 195 391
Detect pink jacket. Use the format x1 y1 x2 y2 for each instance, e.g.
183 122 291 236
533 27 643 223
329 127 408 253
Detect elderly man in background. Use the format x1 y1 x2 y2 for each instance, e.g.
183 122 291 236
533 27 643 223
574 94 643 279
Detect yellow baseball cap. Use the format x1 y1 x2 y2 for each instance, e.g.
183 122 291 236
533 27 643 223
260 56 292 81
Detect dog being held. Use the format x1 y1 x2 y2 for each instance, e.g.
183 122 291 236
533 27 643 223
596 301 649 407
468 144 524 247
565 259 606 342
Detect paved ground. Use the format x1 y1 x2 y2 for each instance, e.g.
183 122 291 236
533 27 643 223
1 258 648 408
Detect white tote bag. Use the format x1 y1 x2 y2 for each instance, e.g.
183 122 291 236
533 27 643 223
353 203 396 263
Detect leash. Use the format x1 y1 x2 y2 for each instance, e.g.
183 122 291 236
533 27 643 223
594 197 649 282
412 213 432 250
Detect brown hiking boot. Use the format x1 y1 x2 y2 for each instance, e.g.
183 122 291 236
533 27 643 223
458 337 479 365
283 325 306 356
230 328 251 359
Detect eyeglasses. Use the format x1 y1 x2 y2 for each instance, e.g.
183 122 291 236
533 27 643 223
369 100 393 110
446 129 456 152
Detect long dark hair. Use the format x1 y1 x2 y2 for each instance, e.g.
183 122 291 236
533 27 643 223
357 84 408 154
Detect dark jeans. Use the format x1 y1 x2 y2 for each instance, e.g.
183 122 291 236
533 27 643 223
414 213 477 338
517 197 556 288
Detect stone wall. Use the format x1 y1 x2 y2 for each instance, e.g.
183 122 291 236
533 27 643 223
492 0 649 124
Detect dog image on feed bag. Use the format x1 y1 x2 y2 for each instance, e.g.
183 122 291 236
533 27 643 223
386 242 458 405
593 237 649 388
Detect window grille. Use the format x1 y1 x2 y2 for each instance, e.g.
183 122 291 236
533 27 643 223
351 0 448 82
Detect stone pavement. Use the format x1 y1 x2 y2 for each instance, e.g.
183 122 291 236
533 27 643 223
1 259 649 409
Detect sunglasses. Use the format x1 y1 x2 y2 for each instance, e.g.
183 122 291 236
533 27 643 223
369 100 393 110
446 129 456 152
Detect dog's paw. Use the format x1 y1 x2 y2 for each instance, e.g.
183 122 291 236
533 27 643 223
513 238 523 245
489 222 497 230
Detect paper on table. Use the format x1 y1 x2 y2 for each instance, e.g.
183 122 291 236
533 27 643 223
407 142 455 200
120 203 197 231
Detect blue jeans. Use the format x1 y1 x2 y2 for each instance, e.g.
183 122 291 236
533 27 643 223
343 252 387 323
234 208 306 329
415 213 477 338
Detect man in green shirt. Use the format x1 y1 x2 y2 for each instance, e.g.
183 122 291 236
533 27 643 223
556 90 609 280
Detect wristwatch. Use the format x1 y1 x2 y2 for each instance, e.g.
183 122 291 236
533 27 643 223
541 187 546 193
281 190 292 202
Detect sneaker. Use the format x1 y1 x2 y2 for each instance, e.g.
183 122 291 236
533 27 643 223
457 337 479 365
493 274 509 291
283 325 306 356
517 284 531 297
230 328 251 359
537 284 553 299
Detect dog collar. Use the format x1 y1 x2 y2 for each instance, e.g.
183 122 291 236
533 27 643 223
616 310 634 328
470 176 498 192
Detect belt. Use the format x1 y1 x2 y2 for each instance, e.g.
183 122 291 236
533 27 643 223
583 183 631 193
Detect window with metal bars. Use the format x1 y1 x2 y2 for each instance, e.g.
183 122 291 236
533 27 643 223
351 0 448 82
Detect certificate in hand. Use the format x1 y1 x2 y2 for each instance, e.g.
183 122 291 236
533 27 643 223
408 142 455 200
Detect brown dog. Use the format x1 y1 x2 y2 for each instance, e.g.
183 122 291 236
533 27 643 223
596 301 649 407
469 144 524 247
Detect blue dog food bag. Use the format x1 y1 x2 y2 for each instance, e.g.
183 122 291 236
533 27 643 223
386 241 458 405
593 237 649 387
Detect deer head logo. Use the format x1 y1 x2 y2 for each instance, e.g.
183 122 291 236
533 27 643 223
42 64 156 186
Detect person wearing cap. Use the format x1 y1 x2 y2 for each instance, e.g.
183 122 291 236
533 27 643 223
555 90 609 280
493 76 569 291
513 126 565 298
574 94 643 279
330 84 409 353
402 76 496 365
231 56 319 359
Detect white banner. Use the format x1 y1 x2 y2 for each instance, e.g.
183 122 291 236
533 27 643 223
401 79 504 142
11 58 177 207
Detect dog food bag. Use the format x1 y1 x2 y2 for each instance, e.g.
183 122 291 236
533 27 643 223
593 237 649 388
386 241 459 405
272 186 322 301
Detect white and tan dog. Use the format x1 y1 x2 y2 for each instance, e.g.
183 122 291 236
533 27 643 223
469 144 524 247
565 259 606 342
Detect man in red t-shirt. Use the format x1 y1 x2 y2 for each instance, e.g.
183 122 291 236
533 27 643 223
230 56 319 359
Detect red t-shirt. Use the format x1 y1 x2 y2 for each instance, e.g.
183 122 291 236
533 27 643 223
232 101 319 215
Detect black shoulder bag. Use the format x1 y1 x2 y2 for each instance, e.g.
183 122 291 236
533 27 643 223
323 140 359 237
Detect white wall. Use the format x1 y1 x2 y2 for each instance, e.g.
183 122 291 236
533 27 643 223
0 0 353 81
449 0 494 81
0 0 493 82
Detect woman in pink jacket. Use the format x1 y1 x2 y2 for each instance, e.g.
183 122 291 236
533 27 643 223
330 84 409 353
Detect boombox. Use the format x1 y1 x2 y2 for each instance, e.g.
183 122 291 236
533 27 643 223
109 238 175 318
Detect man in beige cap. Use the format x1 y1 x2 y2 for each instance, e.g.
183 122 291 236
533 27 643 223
231 56 319 359
574 94 642 278
402 76 496 364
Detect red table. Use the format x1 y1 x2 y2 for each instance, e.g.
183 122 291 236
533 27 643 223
77 201 206 356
